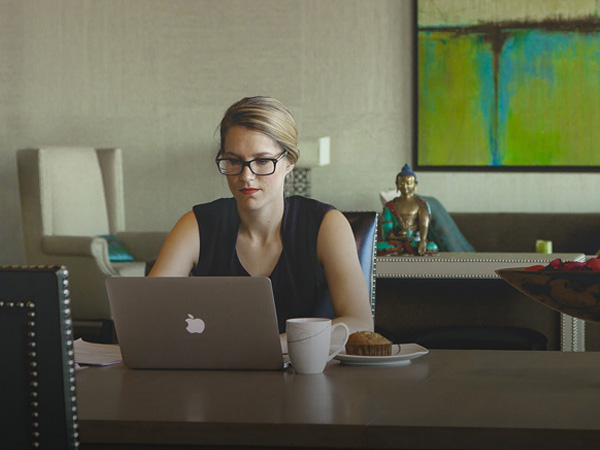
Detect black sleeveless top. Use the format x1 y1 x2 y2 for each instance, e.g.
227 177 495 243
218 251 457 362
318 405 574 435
191 195 335 332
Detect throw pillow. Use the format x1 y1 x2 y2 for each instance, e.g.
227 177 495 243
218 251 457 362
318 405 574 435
99 235 135 262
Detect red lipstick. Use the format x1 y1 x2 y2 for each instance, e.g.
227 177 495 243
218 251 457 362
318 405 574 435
240 188 259 195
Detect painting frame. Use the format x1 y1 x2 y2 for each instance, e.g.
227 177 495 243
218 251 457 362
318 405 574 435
414 0 600 172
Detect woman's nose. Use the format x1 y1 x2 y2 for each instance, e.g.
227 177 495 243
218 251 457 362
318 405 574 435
239 164 255 180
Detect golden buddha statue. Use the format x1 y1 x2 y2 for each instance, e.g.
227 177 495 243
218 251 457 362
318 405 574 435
377 164 439 256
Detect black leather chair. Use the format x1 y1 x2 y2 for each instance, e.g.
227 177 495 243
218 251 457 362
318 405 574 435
342 211 378 317
0 265 79 450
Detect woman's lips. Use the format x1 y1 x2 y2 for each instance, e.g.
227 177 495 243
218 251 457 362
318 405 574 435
240 188 259 195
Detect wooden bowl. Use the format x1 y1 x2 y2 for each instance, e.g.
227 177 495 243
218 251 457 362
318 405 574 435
496 268 600 323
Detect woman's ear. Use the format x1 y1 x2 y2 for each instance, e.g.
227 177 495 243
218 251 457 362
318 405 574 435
285 161 295 174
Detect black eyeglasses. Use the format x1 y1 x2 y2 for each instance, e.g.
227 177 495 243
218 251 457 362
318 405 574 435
215 151 288 176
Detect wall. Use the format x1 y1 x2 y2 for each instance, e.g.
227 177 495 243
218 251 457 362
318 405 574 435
1 0 598 265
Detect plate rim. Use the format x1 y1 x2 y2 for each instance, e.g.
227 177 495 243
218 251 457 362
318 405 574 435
334 343 428 364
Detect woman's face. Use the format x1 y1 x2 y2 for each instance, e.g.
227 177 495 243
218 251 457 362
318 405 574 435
221 126 294 211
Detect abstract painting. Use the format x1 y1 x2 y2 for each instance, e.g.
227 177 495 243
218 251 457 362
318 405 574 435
416 0 600 171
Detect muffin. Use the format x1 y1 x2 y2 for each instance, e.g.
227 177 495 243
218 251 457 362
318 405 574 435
345 331 393 356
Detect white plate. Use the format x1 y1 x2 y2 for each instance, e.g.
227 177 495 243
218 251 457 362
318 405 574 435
334 343 428 366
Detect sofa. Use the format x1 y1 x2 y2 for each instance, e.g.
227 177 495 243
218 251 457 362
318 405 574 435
451 212 600 255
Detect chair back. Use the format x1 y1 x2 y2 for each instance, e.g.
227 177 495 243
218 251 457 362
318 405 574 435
0 265 78 450
342 211 378 317
17 147 125 260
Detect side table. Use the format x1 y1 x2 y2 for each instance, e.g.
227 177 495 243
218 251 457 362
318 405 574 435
376 252 587 352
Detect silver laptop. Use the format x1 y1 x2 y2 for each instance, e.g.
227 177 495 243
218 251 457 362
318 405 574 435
105 276 288 370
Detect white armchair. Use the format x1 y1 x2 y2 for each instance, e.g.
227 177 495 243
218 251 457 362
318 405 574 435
17 147 167 334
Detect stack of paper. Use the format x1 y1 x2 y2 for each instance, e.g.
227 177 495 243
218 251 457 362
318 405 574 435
73 338 122 366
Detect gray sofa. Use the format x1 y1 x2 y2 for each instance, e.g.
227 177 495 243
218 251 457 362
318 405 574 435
451 212 600 255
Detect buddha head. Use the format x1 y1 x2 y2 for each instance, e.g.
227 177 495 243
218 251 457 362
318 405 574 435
396 164 418 198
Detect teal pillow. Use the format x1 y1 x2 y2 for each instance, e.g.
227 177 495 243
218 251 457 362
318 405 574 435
100 235 135 262
421 196 476 252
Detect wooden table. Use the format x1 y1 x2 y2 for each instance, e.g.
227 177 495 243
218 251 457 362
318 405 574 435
76 349 600 449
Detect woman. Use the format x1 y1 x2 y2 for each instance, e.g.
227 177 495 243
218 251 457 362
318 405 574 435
149 96 373 348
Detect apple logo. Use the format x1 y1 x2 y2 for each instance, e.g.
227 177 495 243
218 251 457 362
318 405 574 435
185 314 205 334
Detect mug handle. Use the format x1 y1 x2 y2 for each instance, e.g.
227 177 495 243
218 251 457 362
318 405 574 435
327 322 350 361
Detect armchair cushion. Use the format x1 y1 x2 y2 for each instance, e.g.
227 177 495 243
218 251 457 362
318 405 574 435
42 235 105 256
115 231 168 262
112 262 147 277
99 234 135 262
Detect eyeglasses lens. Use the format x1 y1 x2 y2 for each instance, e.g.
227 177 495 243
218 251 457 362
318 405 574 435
217 159 275 175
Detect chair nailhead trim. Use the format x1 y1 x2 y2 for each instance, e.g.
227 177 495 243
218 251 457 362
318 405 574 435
1 299 40 447
1 264 79 449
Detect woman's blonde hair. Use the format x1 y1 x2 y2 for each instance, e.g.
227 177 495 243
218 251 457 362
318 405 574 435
217 96 299 164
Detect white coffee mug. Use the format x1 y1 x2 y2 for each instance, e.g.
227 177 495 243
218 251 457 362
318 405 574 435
286 318 349 374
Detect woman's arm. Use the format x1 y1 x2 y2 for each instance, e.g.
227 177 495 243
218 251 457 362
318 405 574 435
148 211 200 277
317 209 374 335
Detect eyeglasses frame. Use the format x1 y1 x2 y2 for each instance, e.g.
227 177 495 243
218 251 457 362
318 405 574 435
215 150 289 176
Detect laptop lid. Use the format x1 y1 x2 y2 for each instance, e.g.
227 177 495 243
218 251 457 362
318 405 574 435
105 276 287 370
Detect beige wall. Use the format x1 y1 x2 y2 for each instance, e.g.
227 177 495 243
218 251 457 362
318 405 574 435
1 0 598 265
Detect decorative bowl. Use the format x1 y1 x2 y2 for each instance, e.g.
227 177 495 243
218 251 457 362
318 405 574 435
496 268 600 323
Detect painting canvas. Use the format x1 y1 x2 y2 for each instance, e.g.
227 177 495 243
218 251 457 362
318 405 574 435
416 0 600 171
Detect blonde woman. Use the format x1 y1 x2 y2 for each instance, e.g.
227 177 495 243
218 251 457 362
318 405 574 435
149 96 373 347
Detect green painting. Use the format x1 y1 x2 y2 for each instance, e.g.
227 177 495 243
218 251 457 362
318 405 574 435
417 0 600 170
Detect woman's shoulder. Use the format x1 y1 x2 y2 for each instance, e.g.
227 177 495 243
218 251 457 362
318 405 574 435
171 210 199 236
